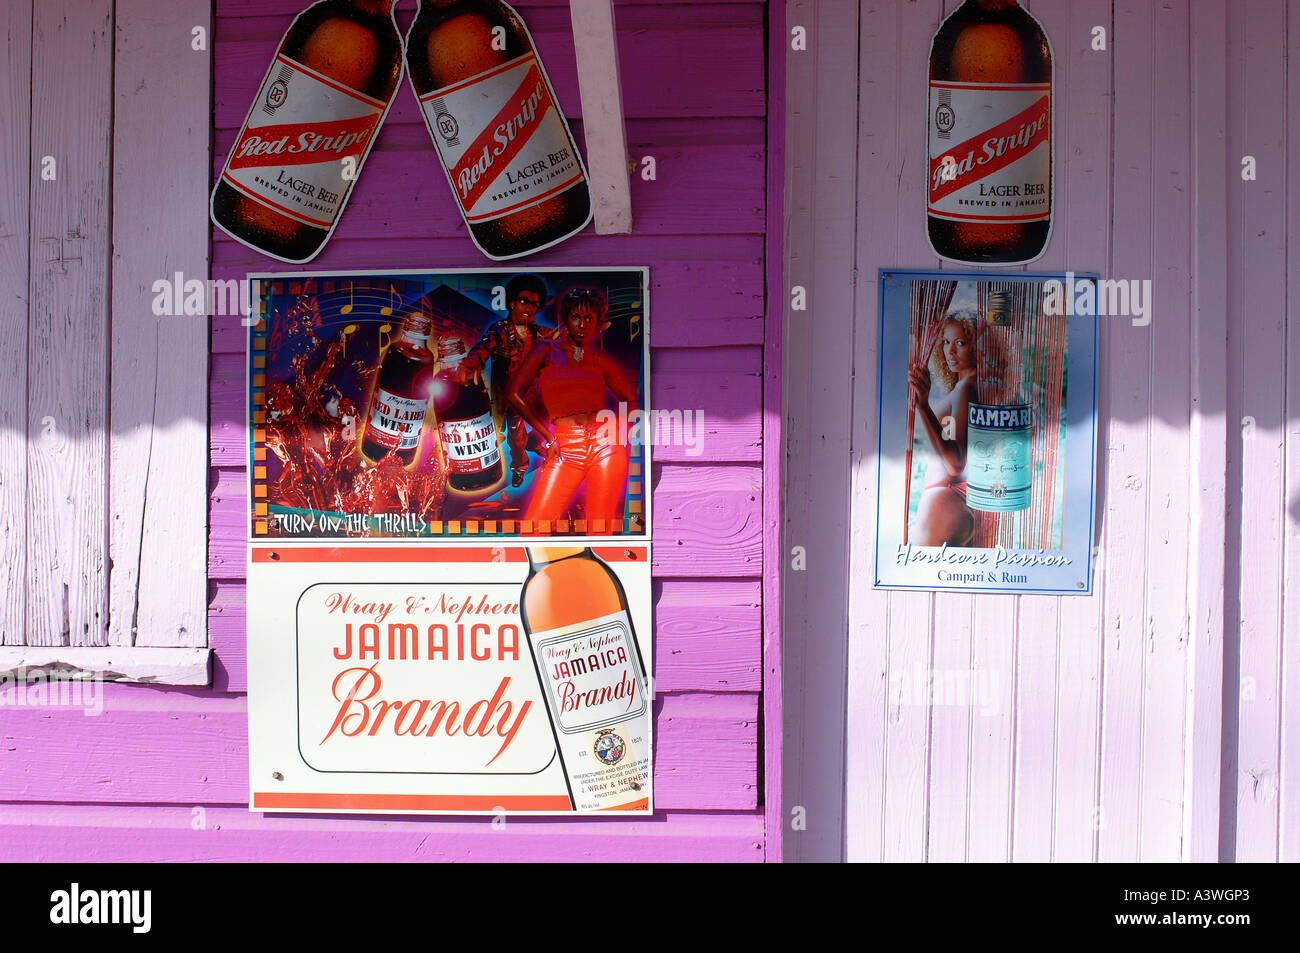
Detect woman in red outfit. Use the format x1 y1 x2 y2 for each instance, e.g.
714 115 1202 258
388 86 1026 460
507 287 637 531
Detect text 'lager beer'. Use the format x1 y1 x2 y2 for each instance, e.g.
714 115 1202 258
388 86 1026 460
432 338 505 491
212 0 402 264
928 0 1053 265
406 0 593 260
520 547 652 812
361 299 436 467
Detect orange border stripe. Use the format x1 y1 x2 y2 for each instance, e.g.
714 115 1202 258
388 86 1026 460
253 792 574 812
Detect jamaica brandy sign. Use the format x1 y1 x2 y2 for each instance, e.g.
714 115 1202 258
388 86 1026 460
246 545 653 814
245 267 655 815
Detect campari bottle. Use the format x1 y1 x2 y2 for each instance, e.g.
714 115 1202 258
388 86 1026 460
431 339 505 491
360 301 437 467
520 547 652 812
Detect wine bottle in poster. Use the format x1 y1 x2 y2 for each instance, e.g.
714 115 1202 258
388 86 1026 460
432 338 505 492
520 547 652 812
360 301 437 467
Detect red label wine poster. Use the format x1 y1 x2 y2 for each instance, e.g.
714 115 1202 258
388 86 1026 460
247 268 650 541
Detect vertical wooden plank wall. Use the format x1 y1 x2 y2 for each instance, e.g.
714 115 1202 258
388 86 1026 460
1227 0 1291 863
108 0 211 650
790 0 1291 862
783 0 858 863
26 0 112 646
1283 0 1300 866
201 0 775 860
0 1 32 647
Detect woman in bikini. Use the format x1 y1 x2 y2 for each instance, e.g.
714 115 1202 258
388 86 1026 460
507 287 636 532
908 309 979 547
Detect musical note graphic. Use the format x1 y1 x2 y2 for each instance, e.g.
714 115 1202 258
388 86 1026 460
628 303 642 343
380 284 397 316
339 282 355 315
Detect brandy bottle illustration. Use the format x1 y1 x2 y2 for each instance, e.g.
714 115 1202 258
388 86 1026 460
431 339 505 492
519 547 652 812
360 300 437 467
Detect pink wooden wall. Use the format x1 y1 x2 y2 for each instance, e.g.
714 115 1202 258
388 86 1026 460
784 0 1297 862
3 0 781 861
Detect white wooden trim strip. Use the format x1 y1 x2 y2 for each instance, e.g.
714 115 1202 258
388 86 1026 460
569 0 633 234
0 647 211 686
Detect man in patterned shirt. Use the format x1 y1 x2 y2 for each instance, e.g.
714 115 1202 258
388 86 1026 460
458 274 556 486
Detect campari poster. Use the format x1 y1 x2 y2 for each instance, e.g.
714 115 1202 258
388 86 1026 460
873 270 1098 595
246 268 654 815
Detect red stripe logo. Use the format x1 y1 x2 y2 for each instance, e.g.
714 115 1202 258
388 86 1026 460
929 95 1050 202
230 114 381 170
449 65 555 210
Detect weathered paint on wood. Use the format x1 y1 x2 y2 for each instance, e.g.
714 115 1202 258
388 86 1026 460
0 0 32 648
108 0 211 650
0 646 210 685
0 803 765 863
26 0 113 647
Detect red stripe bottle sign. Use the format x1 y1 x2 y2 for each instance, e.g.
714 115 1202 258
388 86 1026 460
406 0 594 260
927 0 1053 265
211 0 403 264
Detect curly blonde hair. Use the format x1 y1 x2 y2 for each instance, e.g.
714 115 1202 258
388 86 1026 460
927 309 981 392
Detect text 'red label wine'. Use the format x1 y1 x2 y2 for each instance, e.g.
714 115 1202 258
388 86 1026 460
440 412 501 474
527 610 651 812
928 82 1051 224
418 53 584 224
367 387 428 451
222 55 386 229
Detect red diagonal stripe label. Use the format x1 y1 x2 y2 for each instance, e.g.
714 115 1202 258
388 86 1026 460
449 64 554 211
929 95 1050 203
229 115 381 170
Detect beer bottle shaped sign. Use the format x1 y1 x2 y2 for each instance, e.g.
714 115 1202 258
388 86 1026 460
212 0 403 264
520 547 652 813
928 0 1053 265
431 339 505 491
406 0 594 260
360 301 437 467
